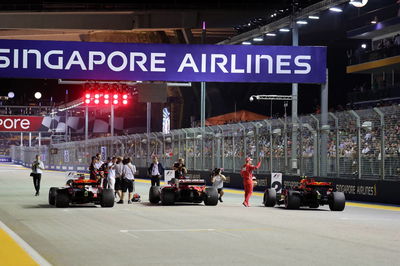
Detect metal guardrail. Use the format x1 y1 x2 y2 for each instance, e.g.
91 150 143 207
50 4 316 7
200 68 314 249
11 105 400 180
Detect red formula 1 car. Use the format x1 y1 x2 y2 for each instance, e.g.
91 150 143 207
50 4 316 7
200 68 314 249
149 178 219 206
48 173 114 208
263 177 345 211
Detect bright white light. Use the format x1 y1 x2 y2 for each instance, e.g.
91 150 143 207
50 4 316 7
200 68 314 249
7 92 14 98
266 33 277 36
308 15 320 19
361 44 367 49
296 20 308 25
34 92 42 99
329 7 343 12
371 20 377 24
253 37 263 42
279 28 290 32
350 0 368 8
242 41 252 45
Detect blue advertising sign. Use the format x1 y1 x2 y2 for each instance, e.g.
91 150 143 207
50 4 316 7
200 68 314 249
0 39 326 83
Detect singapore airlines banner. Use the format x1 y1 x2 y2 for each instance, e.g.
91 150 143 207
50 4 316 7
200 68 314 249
0 39 326 83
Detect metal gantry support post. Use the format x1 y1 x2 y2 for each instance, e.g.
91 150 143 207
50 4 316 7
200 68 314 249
217 125 224 169
310 115 320 176
200 21 207 172
320 69 329 177
146 102 151 165
291 19 299 174
329 113 340 178
38 132 41 147
29 132 32 147
267 122 273 176
20 132 23 147
373 107 385 180
302 122 318 177
349 110 362 179
278 118 288 173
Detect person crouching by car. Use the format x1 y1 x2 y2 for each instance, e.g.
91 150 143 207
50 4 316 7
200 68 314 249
173 158 187 179
31 155 44 196
118 158 136 204
148 156 164 186
240 157 261 207
211 168 227 202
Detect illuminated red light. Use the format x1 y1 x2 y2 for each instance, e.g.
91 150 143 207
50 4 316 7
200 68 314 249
122 94 128 99
94 94 100 99
85 93 91 99
85 99 91 104
104 99 109 104
104 94 110 99
122 100 128 105
113 100 118 105
94 99 100 104
113 94 119 99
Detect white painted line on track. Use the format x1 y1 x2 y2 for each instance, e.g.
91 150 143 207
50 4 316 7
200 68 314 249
0 220 52 266
120 228 216 233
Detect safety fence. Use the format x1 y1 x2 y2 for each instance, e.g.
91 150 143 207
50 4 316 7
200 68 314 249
11 105 400 180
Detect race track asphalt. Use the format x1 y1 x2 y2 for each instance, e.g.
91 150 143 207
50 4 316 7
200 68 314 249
0 164 399 266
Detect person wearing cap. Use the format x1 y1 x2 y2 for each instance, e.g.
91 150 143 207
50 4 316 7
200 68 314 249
240 157 261 207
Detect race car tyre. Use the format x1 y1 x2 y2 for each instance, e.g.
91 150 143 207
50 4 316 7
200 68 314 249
48 187 57 205
263 188 277 207
101 189 115 207
55 191 70 208
161 189 175 205
329 192 346 211
285 191 300 209
149 186 161 204
204 188 218 206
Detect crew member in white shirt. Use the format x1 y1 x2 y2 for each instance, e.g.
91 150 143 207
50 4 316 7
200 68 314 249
211 168 227 202
118 157 136 204
31 155 45 196
107 157 117 190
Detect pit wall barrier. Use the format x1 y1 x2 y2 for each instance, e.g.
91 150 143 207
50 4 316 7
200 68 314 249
11 160 399 205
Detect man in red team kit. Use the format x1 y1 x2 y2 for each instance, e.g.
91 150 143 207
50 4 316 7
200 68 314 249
240 157 261 207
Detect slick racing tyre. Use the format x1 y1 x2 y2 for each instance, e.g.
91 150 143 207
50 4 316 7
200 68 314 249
329 192 346 211
101 189 115 207
48 187 58 205
161 189 175 205
149 186 161 204
204 188 219 206
285 191 300 209
263 188 277 207
55 190 70 208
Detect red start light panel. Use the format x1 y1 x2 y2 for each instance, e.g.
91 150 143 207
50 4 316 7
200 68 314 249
84 91 128 106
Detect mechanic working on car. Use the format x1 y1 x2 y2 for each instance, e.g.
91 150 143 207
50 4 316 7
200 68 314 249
100 157 111 188
31 154 45 196
148 155 165 186
114 156 124 200
118 157 136 204
211 168 227 202
173 158 187 179
240 157 261 207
